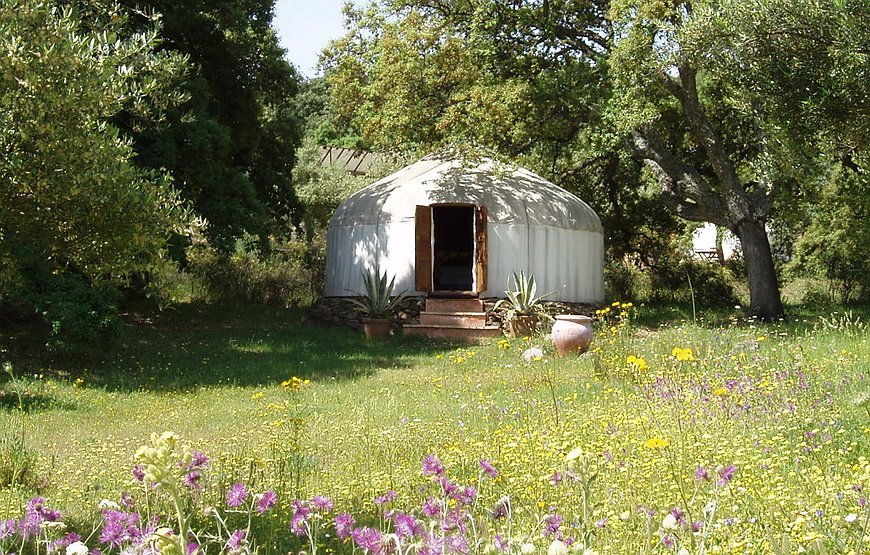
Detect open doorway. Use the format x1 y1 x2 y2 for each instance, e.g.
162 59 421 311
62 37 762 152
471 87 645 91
432 205 475 291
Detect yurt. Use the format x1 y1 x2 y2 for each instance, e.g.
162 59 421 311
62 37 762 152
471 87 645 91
324 150 604 304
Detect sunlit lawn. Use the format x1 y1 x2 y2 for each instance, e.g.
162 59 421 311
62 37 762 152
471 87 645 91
1 303 869 553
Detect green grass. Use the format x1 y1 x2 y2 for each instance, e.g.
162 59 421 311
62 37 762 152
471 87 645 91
1 301 869 553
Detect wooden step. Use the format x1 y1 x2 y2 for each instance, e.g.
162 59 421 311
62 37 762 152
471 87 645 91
419 311 488 327
425 298 485 313
403 324 503 342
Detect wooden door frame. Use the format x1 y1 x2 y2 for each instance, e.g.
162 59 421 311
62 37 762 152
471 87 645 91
415 204 487 294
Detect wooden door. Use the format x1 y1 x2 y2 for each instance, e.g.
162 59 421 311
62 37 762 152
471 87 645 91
415 205 432 292
474 205 488 293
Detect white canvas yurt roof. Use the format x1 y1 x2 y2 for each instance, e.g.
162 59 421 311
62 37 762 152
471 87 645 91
325 150 605 303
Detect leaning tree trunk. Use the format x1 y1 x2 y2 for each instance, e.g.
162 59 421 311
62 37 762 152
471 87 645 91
732 218 784 320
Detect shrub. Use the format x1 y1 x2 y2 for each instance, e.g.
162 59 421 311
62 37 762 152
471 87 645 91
186 233 326 307
29 273 122 354
647 256 739 308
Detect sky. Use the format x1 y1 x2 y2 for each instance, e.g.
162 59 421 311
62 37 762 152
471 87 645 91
273 0 353 77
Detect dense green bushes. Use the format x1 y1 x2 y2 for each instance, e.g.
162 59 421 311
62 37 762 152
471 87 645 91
185 235 326 308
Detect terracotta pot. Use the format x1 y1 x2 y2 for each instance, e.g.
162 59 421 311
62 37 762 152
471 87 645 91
362 318 392 340
551 315 593 356
508 314 539 338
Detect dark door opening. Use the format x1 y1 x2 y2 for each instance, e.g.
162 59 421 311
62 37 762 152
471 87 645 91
432 205 475 291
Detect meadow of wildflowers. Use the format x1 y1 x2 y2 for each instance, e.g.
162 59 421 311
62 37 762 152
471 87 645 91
0 303 868 554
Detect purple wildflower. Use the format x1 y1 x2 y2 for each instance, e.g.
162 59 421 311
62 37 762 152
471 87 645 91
334 513 356 540
120 492 135 509
100 510 141 548
718 464 737 486
132 466 145 482
692 521 703 533
374 490 397 507
187 541 199 555
543 513 563 538
479 459 498 478
28 497 61 521
671 507 686 525
0 519 16 541
422 497 441 518
226 483 248 508
494 534 508 552
662 535 674 549
311 495 334 512
226 529 246 551
446 534 469 554
350 526 382 554
491 496 510 519
454 486 476 505
49 533 80 554
257 491 277 514
550 472 562 486
439 477 458 496
421 531 444 555
393 513 419 539
291 500 311 537
695 466 709 481
183 471 202 490
422 454 445 477
189 451 210 469
595 517 607 528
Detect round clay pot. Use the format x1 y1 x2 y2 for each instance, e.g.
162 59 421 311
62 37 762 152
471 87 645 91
362 318 392 340
551 315 593 356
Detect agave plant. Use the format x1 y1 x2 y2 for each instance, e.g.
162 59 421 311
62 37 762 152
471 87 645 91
348 268 408 319
494 271 553 316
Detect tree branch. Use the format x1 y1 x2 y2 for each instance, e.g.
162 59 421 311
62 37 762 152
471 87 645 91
629 126 729 226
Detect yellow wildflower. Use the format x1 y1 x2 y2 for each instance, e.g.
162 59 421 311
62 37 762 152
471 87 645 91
644 437 670 449
281 376 310 392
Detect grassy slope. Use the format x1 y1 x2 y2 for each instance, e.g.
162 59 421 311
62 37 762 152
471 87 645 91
1 302 869 552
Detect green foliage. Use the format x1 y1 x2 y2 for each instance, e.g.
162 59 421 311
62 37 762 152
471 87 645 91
31 274 123 354
126 0 303 251
347 269 408 319
0 0 190 279
788 158 870 303
681 0 870 152
292 140 375 233
610 255 741 309
0 0 191 351
185 234 326 308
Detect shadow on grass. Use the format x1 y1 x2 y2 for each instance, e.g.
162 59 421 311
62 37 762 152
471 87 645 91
1 302 463 392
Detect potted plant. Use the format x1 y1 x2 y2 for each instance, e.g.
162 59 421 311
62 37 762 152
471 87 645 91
494 271 553 338
348 268 408 340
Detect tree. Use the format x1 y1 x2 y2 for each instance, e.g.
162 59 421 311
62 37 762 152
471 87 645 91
609 0 870 318
0 0 191 348
119 0 304 251
788 151 870 302
325 0 870 318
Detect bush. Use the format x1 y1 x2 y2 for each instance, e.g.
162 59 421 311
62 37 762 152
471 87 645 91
186 233 326 307
647 256 740 308
605 259 637 300
30 273 122 354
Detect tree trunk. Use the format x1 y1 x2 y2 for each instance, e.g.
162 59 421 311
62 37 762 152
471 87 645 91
733 219 784 320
